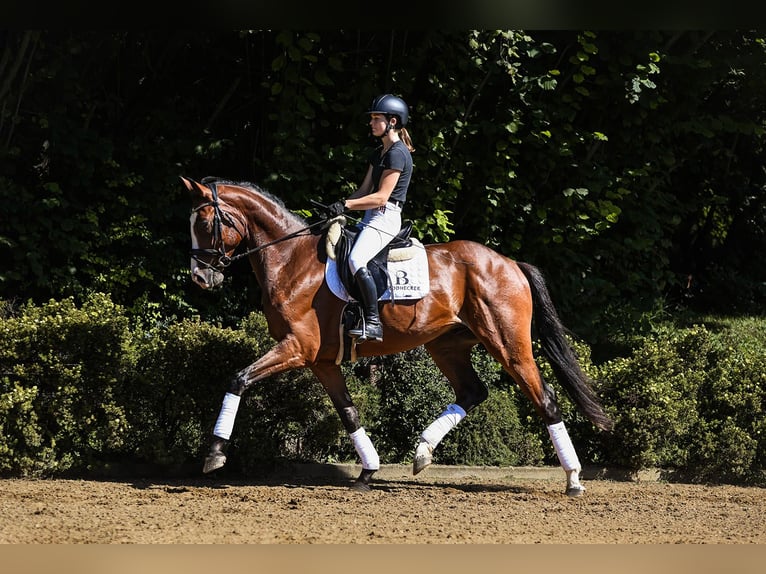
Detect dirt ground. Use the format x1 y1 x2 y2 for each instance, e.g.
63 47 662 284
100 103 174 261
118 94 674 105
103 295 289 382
2 464 766 544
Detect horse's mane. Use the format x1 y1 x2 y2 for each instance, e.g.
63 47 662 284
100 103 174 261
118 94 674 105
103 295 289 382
201 176 307 226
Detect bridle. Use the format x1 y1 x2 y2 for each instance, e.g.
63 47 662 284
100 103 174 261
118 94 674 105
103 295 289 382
190 182 246 273
190 181 329 273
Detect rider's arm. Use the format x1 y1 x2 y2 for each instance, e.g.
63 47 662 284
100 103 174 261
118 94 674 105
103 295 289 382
345 168 400 211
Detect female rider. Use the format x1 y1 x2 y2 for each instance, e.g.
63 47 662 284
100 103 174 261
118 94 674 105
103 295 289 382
326 94 415 342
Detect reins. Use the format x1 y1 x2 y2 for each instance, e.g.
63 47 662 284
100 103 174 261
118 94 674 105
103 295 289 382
192 188 473 273
227 220 328 264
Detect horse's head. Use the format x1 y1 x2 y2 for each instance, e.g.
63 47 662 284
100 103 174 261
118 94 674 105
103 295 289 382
183 176 246 289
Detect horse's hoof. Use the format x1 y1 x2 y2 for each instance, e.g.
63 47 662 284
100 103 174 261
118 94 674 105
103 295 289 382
202 452 226 474
350 480 372 493
565 486 585 498
413 440 433 475
413 454 432 475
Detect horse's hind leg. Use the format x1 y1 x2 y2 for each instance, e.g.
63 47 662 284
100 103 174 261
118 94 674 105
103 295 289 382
489 341 586 497
467 298 586 496
517 360 586 496
415 328 489 475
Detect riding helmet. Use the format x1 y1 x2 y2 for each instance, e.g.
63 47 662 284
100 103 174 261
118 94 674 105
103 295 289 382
367 94 409 127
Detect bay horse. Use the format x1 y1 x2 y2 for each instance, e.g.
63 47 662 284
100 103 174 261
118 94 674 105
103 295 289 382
184 176 612 496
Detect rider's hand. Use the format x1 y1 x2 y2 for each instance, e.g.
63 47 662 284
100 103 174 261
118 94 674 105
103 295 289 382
326 200 346 217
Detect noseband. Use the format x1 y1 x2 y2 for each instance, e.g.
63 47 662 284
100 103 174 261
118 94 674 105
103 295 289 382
190 182 243 272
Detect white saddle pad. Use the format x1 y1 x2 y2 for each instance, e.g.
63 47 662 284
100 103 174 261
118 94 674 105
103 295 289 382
325 241 430 302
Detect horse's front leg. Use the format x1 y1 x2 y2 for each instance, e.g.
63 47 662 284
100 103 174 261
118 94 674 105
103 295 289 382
203 339 307 474
311 362 379 492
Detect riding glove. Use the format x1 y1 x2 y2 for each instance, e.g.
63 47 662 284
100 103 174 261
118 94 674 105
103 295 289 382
326 200 346 217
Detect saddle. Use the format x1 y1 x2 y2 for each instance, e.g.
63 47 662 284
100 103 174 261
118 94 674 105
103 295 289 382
325 216 416 302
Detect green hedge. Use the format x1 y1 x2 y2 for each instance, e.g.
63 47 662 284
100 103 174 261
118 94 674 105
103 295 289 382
0 293 132 475
1 293 765 485
596 319 766 484
125 316 260 469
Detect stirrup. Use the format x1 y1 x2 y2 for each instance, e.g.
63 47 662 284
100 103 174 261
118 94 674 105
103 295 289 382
349 317 382 342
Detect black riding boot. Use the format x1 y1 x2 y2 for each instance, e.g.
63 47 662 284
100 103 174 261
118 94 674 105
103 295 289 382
348 267 383 342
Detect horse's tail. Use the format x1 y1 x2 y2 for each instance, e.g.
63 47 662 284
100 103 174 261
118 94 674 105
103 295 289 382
517 261 613 432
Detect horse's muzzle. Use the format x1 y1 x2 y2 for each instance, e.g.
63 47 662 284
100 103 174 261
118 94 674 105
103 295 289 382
192 266 224 289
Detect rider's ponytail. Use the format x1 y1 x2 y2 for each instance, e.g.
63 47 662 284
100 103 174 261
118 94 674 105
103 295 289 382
399 127 415 153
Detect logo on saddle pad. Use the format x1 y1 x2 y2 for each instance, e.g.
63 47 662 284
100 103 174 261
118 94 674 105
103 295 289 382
324 218 430 302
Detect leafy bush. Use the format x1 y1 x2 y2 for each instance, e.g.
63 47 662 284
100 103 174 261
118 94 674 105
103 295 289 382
595 317 766 485
685 317 766 484
125 316 260 469
597 325 708 470
2 294 765 485
0 293 132 476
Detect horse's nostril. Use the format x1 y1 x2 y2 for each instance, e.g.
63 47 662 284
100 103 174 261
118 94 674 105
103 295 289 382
192 268 208 287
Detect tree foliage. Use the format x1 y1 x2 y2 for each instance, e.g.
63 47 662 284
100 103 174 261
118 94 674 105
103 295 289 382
2 30 765 337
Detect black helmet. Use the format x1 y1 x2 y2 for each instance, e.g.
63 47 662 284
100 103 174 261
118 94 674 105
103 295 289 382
367 94 409 127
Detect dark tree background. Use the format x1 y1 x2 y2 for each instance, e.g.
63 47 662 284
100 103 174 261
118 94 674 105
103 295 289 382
2 30 765 340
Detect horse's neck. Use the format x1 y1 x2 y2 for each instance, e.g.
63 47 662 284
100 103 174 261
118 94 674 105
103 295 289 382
234 191 320 295
248 209 301 246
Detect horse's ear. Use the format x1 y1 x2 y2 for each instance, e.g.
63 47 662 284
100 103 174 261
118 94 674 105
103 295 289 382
180 176 207 199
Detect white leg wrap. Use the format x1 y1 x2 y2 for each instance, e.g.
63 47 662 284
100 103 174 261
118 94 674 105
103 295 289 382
213 392 241 440
421 403 466 447
547 421 581 472
349 427 380 470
